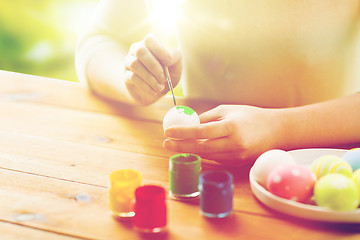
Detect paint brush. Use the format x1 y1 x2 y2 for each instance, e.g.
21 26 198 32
164 66 176 105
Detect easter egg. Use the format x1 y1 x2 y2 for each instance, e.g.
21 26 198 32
266 164 317 203
163 106 200 130
353 169 360 202
252 149 296 187
314 173 359 211
342 148 360 171
310 155 352 179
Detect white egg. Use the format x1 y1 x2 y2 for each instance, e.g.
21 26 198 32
252 149 296 187
163 106 200 130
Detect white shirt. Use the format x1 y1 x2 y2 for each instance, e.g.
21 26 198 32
76 0 360 107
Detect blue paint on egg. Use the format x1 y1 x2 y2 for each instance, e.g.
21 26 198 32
343 148 360 171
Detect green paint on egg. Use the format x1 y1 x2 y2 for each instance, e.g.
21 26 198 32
176 106 195 116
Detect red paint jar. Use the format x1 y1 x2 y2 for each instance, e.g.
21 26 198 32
133 185 167 233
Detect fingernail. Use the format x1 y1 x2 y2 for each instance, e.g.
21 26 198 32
164 129 169 136
161 73 166 82
164 128 175 138
156 83 165 92
165 54 173 66
163 139 170 148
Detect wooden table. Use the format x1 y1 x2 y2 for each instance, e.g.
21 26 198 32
0 70 359 240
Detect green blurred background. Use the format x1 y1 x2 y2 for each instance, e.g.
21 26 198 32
0 0 184 96
0 0 97 82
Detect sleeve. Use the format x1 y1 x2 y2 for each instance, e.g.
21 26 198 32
75 0 151 85
75 31 113 86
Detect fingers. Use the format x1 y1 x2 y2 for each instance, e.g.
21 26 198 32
143 35 173 66
167 48 182 86
128 41 166 84
125 55 165 93
163 138 253 166
200 152 254 166
199 105 230 123
164 120 232 140
125 34 180 96
129 34 173 80
125 71 159 96
163 137 235 154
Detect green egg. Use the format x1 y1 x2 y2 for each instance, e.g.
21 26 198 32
314 173 359 211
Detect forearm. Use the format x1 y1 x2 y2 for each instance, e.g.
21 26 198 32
85 40 137 104
75 0 153 105
280 93 360 150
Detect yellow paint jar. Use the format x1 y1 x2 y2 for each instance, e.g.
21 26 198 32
109 169 142 218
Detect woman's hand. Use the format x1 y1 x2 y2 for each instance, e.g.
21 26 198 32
163 105 287 166
124 34 182 105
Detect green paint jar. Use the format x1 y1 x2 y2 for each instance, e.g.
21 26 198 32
169 153 201 200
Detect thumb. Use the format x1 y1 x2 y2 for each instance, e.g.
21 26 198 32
199 106 227 123
167 49 182 87
168 48 182 66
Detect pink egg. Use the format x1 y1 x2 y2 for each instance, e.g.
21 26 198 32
266 164 317 203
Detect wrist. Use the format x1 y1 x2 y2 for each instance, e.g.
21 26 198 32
269 107 299 151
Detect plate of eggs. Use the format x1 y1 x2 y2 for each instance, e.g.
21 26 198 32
249 148 360 223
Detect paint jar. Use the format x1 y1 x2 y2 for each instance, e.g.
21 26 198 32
109 169 142 218
133 185 167 233
169 153 201 200
199 170 233 218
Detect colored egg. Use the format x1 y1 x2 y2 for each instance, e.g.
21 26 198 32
353 169 360 202
342 148 360 171
314 173 359 211
252 149 296 187
163 106 200 130
310 155 353 179
266 164 317 203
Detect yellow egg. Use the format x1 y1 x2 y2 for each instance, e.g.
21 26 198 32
353 169 360 202
311 155 353 179
314 173 359 211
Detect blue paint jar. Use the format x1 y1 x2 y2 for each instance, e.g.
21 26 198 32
199 170 233 218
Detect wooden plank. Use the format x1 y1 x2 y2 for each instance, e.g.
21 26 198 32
0 130 169 187
0 100 223 164
0 221 84 240
1 70 358 153
1 168 357 240
0 70 165 122
0 70 219 122
0 130 266 216
1 70 359 238
2 129 360 238
0 100 172 158
0 168 129 240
